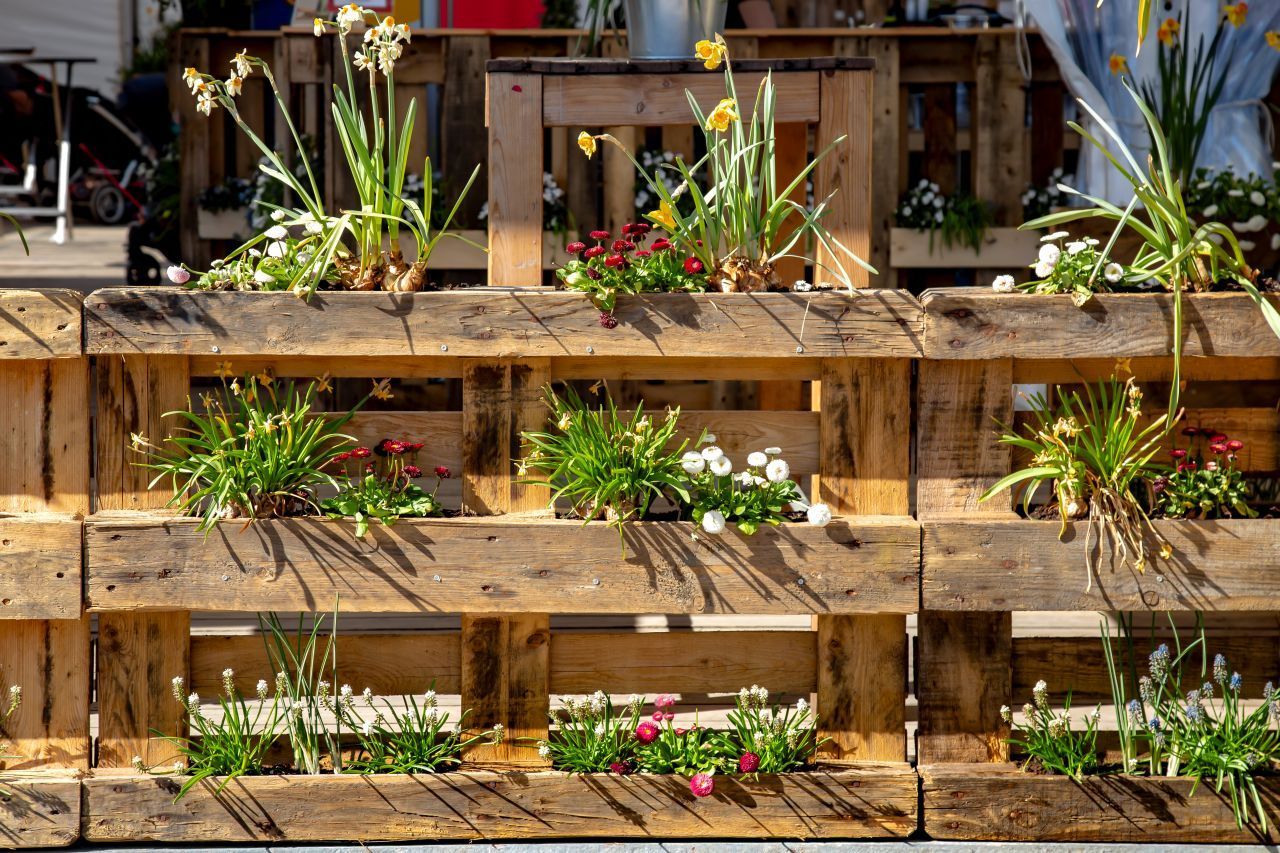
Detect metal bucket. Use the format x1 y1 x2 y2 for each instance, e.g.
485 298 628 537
624 0 729 60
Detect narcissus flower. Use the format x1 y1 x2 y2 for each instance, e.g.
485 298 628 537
313 17 326 36
1157 17 1180 47
1268 31 1280 51
694 37 727 70
705 97 739 132
577 131 598 159
1108 54 1129 75
1224 3 1248 28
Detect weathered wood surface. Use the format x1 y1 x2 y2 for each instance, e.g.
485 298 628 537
0 773 81 847
922 764 1280 843
192 629 818 698
890 228 1038 269
0 619 89 770
84 289 924 358
925 518 1280 611
82 765 918 842
923 289 1280 359
84 514 920 615
543 72 822 126
0 516 80 620
0 290 81 359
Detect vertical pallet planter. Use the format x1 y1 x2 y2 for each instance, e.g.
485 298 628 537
0 290 88 848
917 287 1280 842
80 284 924 841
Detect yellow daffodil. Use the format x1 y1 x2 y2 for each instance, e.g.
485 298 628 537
1224 2 1247 28
577 131 597 159
1108 54 1128 75
705 97 739 133
371 378 394 401
256 371 274 386
129 431 149 449
648 199 677 230
313 17 326 37
314 373 333 395
1268 31 1280 50
1157 17 1179 48
214 360 236 379
694 37 727 70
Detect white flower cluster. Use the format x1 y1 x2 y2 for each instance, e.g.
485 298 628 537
895 179 946 228
683 443 831 535
635 150 688 212
1020 168 1072 221
738 684 770 711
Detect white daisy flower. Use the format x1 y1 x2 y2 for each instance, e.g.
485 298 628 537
765 459 790 483
806 503 832 527
991 274 1015 293
700 510 726 535
747 451 768 467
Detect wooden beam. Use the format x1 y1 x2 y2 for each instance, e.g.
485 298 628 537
815 70 873 288
542 73 820 126
461 613 550 766
0 290 82 359
486 72 544 286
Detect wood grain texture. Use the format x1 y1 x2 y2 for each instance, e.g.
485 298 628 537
443 36 490 227
0 517 81 620
96 612 190 768
0 773 80 847
890 227 1040 270
844 38 898 281
925 518 1280 611
486 73 543 285
542 73 819 126
922 764 1280 843
815 70 873 288
0 290 81 359
84 289 925 359
490 57 876 73
0 360 89 515
82 765 917 842
0 619 89 769
972 38 1026 226
917 612 1011 764
922 289 1280 359
192 630 817 697
84 514 921 615
461 613 549 765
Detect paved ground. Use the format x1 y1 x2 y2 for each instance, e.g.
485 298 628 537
0 222 131 291
66 844 1280 852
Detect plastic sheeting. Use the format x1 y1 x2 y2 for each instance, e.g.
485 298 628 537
1026 0 1280 203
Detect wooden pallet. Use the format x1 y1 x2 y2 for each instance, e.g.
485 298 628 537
0 291 90 786
922 764 1280 843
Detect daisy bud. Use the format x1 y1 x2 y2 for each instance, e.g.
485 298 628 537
166 265 191 284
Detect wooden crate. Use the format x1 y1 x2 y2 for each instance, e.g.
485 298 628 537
82 765 918 843
82 279 919 838
0 290 87 848
915 287 1280 839
922 764 1280 843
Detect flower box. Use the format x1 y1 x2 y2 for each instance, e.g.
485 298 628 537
84 512 920 615
922 518 1280 612
0 772 81 847
921 288 1280 359
81 765 918 842
0 514 81 620
83 287 924 359
922 763 1280 843
889 227 1040 270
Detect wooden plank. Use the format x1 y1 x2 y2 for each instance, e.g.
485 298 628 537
0 619 89 770
814 70 873 289
0 772 80 847
486 72 544 286
814 359 910 762
603 125 639 237
0 290 81 359
1013 635 1280 703
927 518 1280 611
542 73 821 126
192 630 817 697
846 37 899 282
94 354 192 769
922 289 1280 359
443 36 490 227
84 514 921 615
462 360 511 516
461 613 549 766
921 84 957 194
772 121 808 288
85 289 926 359
972 37 1026 226
82 766 918 842
922 764 1280 843
917 359 1014 765
890 227 1040 270
1013 356 1280 384
0 517 81 620
0 360 89 514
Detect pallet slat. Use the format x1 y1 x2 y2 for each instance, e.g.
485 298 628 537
925 519 1280 611
84 289 925 359
82 766 918 842
0 290 82 360
0 517 81 620
0 773 81 847
84 514 920 615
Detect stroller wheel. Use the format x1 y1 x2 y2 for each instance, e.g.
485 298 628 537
90 184 130 225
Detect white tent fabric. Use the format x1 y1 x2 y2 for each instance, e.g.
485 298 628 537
1025 0 1280 203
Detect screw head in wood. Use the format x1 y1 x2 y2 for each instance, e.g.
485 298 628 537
795 345 804 354
586 346 594 354
211 345 220 353
440 344 448 352
592 578 601 586
796 577 805 586
433 574 442 583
